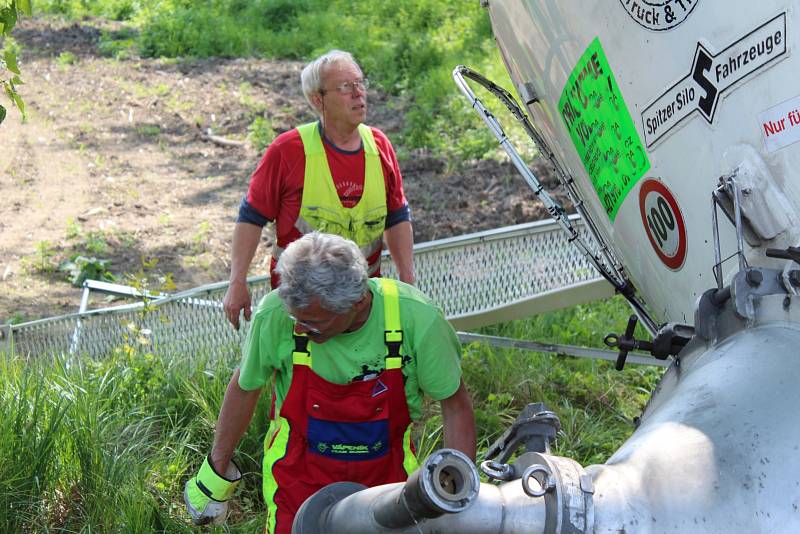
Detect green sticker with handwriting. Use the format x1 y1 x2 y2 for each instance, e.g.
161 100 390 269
559 37 650 221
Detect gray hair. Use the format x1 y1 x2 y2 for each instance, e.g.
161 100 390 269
300 49 360 111
276 232 369 313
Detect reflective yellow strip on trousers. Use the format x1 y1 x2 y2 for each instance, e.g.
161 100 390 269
402 425 420 475
263 416 290 534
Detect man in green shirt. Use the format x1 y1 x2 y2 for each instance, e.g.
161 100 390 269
185 232 476 532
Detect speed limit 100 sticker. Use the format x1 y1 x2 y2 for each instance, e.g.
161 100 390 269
638 179 687 270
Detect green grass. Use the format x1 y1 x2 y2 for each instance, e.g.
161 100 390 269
34 0 510 161
0 345 268 531
57 50 77 66
416 296 661 466
1 296 662 530
136 124 161 138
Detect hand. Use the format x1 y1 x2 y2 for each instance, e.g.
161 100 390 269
223 279 252 330
184 456 242 526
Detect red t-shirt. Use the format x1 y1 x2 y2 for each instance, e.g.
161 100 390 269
246 124 408 286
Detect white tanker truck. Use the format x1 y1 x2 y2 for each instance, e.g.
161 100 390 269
291 1 800 532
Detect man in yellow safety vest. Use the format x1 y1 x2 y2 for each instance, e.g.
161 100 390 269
223 50 415 330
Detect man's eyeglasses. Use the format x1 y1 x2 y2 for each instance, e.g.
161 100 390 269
325 78 370 95
288 313 336 334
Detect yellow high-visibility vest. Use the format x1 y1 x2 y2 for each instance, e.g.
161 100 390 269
282 121 386 271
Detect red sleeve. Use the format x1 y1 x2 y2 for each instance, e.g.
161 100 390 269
246 129 305 221
371 127 408 211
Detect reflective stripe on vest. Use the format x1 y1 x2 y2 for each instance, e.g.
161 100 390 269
273 122 386 269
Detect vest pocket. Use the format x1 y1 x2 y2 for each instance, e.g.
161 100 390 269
362 218 383 230
301 207 351 238
300 205 387 246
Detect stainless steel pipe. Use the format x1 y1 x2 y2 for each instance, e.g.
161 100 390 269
292 448 553 533
293 449 481 533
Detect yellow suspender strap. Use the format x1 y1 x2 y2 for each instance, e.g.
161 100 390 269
379 278 403 368
380 278 418 473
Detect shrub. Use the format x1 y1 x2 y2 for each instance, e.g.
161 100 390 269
247 115 276 153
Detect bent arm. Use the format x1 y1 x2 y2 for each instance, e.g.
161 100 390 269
440 379 476 461
223 222 263 328
384 220 415 285
209 368 263 472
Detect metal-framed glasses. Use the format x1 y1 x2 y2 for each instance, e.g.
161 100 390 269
288 313 338 334
327 78 370 94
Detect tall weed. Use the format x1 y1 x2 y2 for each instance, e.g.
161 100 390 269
0 356 68 531
0 346 267 531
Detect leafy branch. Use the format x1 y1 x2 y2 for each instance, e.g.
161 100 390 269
0 0 30 125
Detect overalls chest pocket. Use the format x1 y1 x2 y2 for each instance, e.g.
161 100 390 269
305 378 392 462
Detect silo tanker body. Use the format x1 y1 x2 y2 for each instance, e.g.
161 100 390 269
488 0 800 323
485 0 800 532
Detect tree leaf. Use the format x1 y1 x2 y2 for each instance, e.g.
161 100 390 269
17 0 32 17
11 90 24 116
11 75 23 85
4 50 20 75
0 104 6 126
0 7 16 36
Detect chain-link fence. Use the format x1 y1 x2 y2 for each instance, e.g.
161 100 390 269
3 217 608 359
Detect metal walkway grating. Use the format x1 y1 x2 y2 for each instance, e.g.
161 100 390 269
3 217 610 358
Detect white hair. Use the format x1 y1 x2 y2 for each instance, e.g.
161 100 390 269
276 232 368 313
300 49 360 113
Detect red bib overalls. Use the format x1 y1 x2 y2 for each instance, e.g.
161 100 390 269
262 278 419 534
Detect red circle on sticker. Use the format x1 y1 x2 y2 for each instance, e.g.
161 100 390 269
638 179 687 270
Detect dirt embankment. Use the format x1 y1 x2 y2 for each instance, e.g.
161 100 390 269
1 17 566 322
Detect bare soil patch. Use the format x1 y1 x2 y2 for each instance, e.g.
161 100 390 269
1 17 567 322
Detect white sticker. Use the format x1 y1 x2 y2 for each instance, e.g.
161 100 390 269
641 13 787 148
758 95 800 153
617 0 700 32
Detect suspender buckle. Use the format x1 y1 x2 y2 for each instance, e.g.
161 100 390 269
293 334 310 354
384 330 403 358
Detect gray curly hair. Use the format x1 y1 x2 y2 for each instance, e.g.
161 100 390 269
276 232 368 313
300 49 361 112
